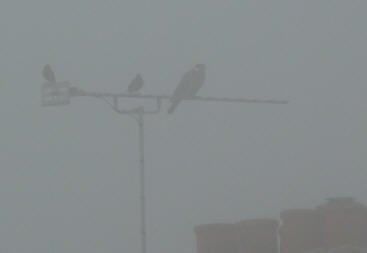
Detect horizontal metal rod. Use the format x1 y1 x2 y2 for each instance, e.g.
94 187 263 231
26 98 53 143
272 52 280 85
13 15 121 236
70 87 289 104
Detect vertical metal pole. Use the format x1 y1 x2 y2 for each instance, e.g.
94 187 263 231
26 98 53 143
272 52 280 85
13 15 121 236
138 108 147 253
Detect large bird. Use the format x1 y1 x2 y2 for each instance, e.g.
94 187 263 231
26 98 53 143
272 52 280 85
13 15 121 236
42 64 56 83
127 74 144 93
168 64 206 114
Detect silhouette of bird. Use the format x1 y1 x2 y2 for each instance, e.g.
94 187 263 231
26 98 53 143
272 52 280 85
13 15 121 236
127 74 144 93
42 64 56 83
168 64 206 114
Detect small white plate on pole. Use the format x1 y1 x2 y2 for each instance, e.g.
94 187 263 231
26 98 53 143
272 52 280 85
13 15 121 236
41 81 71 106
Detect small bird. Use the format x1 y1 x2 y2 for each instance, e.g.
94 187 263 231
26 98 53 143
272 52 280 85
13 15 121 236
127 74 144 94
42 64 56 83
168 64 206 114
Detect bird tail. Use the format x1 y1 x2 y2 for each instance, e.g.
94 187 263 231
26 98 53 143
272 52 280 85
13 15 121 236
168 100 180 114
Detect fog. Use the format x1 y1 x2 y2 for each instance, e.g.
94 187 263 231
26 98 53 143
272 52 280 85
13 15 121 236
1 1 367 253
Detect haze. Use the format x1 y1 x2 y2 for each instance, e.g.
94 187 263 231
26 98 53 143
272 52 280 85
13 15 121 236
1 1 366 253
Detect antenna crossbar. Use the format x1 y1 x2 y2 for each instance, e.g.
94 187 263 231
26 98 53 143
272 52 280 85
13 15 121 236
70 87 288 104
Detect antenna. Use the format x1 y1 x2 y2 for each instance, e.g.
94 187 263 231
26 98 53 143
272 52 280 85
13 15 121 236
41 66 288 253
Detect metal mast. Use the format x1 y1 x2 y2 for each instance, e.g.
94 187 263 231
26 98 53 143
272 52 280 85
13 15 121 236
42 77 288 253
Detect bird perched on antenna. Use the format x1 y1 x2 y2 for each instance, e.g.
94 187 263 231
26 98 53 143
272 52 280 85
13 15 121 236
168 64 206 114
127 74 144 94
42 64 56 83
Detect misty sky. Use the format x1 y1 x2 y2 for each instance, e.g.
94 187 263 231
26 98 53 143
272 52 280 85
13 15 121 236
1 1 367 253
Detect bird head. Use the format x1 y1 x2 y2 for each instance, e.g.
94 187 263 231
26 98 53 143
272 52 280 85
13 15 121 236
136 73 143 81
42 64 56 83
194 64 206 72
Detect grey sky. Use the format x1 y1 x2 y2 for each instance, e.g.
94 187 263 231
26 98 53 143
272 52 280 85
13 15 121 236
1 1 367 253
